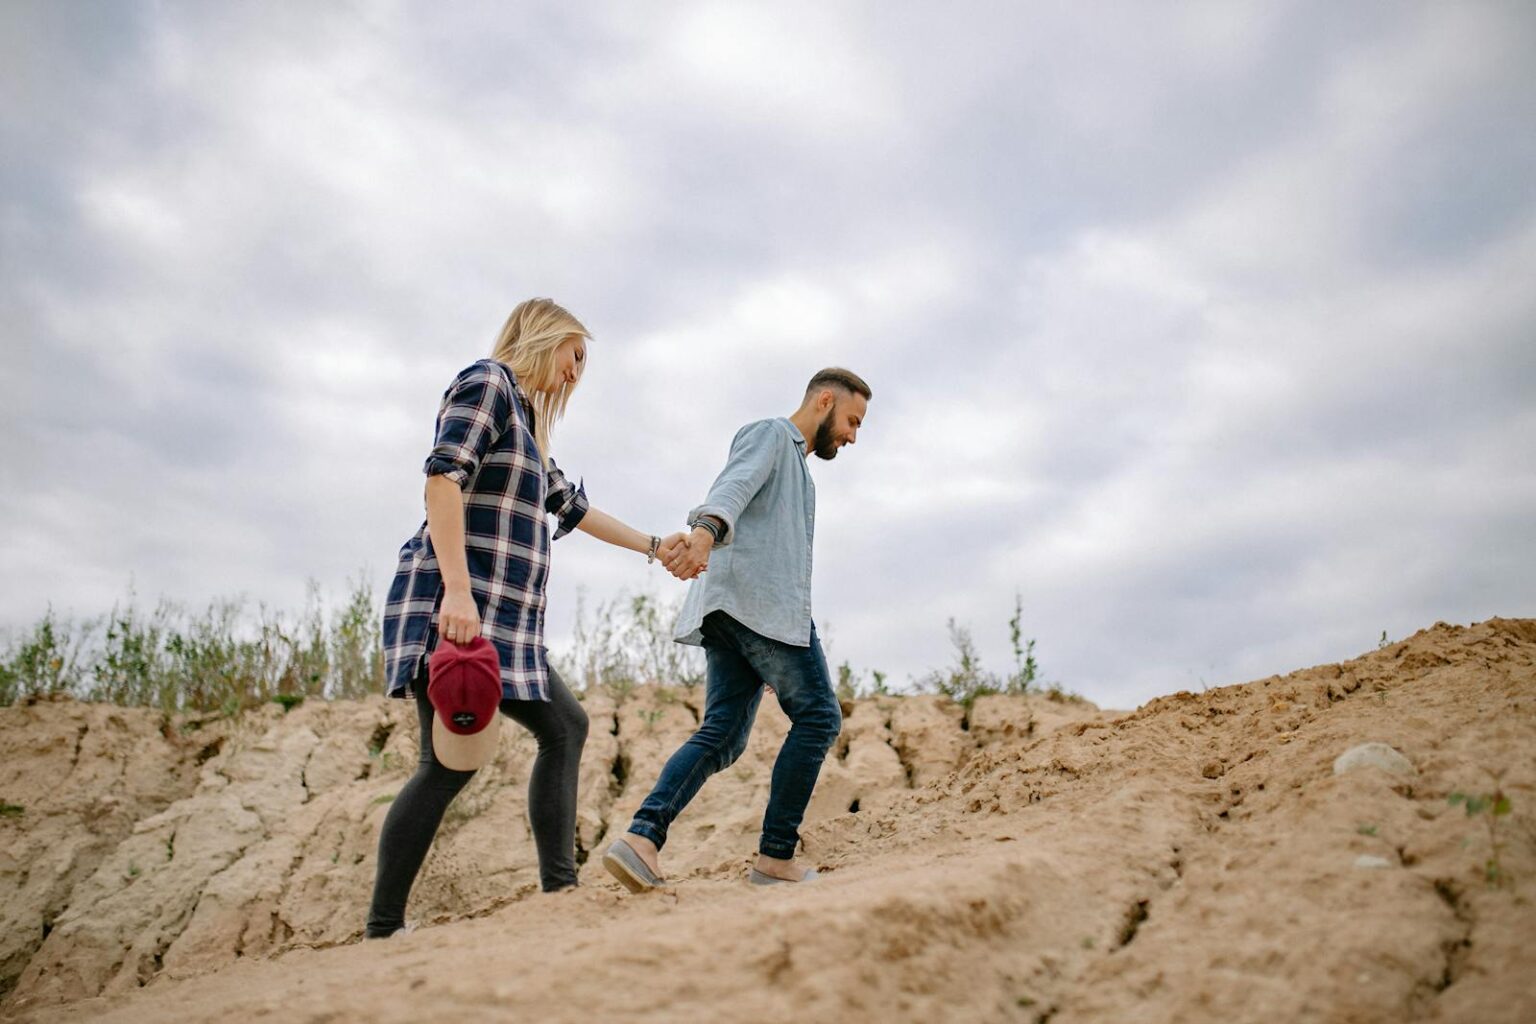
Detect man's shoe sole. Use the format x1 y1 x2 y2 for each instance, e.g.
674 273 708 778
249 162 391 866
602 841 662 894
749 867 819 885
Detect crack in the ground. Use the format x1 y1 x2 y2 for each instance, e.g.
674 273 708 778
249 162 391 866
68 724 89 774
578 705 624 866
1429 878 1474 996
1115 898 1150 950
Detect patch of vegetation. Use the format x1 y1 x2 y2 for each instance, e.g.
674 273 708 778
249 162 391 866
0 576 384 712
636 708 665 735
1356 823 1379 837
918 591 1064 708
1449 775 1514 887
835 660 890 701
921 618 999 708
368 743 402 775
271 693 305 713
0 801 24 818
553 588 704 703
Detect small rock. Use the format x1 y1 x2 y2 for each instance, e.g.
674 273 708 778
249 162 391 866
1332 743 1415 777
1201 761 1225 779
1353 855 1394 870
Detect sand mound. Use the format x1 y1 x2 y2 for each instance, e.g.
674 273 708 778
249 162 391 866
2 619 1532 1023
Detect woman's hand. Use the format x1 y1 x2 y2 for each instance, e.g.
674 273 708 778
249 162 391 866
661 527 713 580
438 586 481 645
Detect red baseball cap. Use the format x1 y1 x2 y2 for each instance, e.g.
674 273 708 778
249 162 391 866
427 636 502 771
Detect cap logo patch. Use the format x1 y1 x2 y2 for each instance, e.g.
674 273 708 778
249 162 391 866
451 711 478 729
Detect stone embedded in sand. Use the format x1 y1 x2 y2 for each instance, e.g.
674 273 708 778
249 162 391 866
1331 743 1415 778
1353 855 1394 870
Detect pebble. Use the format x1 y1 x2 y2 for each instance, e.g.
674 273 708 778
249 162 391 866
1353 855 1394 870
1332 742 1415 777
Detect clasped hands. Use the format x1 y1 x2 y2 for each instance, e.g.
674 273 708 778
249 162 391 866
656 526 713 580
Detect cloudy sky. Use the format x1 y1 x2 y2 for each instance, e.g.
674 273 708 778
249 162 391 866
3 1 1533 708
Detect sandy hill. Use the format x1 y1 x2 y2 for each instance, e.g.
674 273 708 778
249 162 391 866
1 618 1532 1023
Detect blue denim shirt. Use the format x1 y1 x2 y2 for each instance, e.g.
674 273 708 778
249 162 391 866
674 417 816 648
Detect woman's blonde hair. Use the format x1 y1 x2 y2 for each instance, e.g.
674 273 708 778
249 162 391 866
490 298 590 465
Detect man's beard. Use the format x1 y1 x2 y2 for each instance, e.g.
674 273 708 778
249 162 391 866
812 410 839 460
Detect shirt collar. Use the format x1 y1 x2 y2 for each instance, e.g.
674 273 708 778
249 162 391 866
781 417 808 455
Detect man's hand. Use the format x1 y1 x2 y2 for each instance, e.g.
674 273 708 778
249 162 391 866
661 526 713 580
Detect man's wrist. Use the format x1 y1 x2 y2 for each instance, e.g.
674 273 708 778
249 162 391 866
688 515 723 544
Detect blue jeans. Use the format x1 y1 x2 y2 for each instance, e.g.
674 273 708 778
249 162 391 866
629 612 842 860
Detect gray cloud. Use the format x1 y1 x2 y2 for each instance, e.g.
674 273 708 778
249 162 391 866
3 1 1533 709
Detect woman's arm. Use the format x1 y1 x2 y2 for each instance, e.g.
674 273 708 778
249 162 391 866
425 474 481 642
575 505 674 557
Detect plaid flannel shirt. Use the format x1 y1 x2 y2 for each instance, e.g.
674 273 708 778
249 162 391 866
382 359 588 702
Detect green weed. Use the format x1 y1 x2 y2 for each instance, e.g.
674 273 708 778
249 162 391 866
1448 775 1514 887
0 801 23 818
919 591 1055 707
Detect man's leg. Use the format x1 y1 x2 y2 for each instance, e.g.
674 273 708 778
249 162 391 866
622 612 764 874
744 621 841 878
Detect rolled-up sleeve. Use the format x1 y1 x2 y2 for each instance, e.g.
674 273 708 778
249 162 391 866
545 457 589 539
688 419 780 546
424 363 512 486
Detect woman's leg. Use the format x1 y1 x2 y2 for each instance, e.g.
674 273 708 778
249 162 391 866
499 665 589 891
366 684 477 938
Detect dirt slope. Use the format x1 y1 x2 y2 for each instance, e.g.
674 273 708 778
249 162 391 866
1 618 1532 1023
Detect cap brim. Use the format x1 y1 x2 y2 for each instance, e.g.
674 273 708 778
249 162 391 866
431 712 500 771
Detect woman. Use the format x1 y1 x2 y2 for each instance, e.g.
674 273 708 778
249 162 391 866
367 298 677 938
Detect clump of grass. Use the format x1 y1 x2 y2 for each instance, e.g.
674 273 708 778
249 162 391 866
553 588 704 702
920 618 998 707
0 575 384 712
636 708 665 735
0 801 24 818
835 661 890 701
1448 773 1514 887
918 591 1059 708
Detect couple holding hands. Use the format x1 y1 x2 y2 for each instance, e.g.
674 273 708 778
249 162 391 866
367 298 870 938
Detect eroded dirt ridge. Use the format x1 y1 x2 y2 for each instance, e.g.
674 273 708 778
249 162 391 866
1 618 1532 1024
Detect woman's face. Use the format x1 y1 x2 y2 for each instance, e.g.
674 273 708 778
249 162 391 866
544 334 587 394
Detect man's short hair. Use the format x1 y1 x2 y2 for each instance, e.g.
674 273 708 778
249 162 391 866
805 367 872 402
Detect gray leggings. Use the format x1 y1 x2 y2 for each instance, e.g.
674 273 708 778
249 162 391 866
366 665 588 938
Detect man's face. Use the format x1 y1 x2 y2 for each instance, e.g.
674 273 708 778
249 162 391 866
811 392 867 460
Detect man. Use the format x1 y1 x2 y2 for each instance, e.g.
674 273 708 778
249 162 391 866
602 367 871 888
